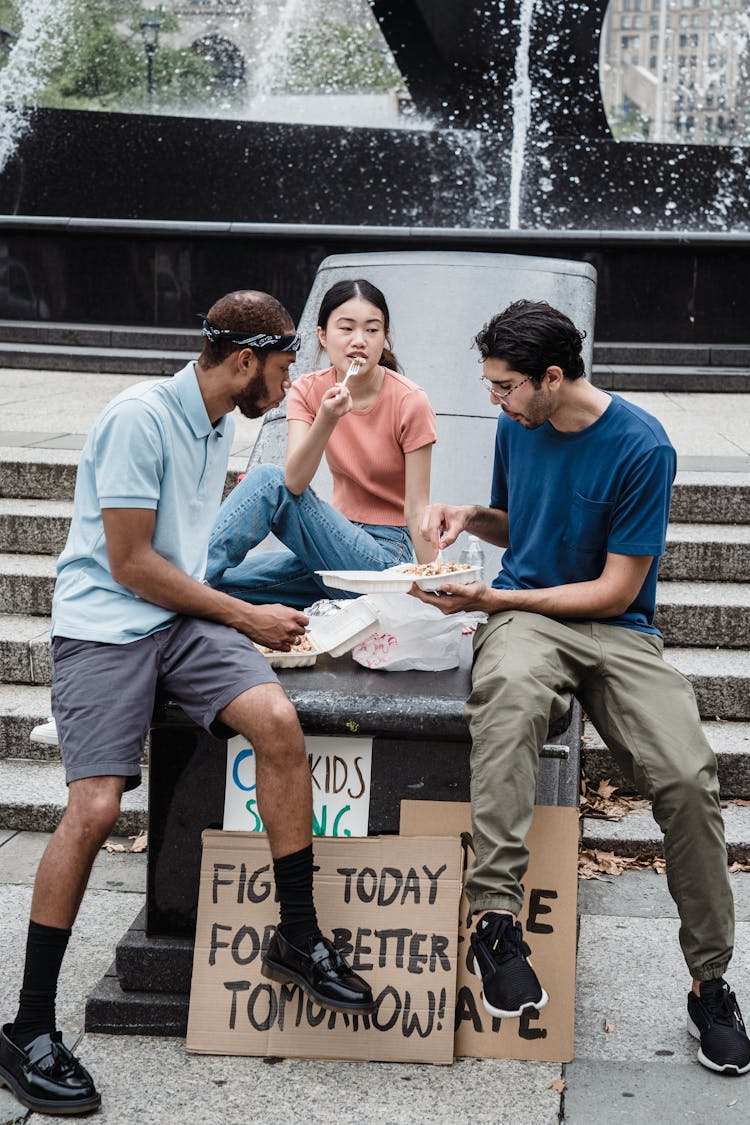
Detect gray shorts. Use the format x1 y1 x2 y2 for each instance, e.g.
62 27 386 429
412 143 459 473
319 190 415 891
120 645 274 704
51 616 279 791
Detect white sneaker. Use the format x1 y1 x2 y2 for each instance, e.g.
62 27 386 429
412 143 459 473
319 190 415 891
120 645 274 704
29 718 59 746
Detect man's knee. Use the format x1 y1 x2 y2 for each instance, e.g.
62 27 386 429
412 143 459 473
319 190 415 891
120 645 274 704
655 766 720 818
222 684 304 751
63 779 124 846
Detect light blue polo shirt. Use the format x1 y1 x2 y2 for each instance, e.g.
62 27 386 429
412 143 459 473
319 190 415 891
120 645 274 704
52 363 235 644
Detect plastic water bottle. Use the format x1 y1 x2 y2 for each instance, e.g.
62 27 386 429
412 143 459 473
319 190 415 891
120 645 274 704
459 534 485 581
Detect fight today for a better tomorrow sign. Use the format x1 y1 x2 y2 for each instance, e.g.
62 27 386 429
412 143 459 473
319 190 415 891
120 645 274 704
186 831 463 1064
224 735 373 837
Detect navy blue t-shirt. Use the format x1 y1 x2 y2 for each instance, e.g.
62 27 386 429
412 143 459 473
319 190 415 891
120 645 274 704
490 393 676 634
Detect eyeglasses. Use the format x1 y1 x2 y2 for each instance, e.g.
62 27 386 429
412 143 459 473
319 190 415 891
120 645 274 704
479 375 530 400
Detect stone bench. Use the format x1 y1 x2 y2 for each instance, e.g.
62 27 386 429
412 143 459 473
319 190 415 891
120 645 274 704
146 636 579 938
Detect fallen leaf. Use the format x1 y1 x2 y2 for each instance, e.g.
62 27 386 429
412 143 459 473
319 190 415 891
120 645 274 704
547 1078 566 1094
727 1098 737 1107
604 1020 615 1033
595 779 618 801
103 842 126 853
129 832 148 853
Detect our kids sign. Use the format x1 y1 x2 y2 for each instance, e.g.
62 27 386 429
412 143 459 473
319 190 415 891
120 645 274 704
187 831 463 1063
224 735 373 837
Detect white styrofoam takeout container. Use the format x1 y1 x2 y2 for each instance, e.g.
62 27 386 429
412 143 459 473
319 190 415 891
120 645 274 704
307 596 379 657
316 564 481 595
253 639 320 668
254 597 380 667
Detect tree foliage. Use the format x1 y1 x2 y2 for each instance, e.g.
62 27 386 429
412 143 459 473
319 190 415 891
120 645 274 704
287 21 403 94
0 2 403 113
20 1 215 111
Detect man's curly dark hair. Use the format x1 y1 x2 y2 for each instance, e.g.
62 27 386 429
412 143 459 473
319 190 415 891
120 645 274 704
474 300 586 383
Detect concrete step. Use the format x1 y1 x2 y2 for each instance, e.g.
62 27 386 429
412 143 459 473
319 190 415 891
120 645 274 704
593 363 750 393
0 341 194 376
5 504 748 573
654 582 750 648
670 472 750 524
582 720 750 799
0 683 52 760
581 800 750 862
2 348 747 389
2 324 745 369
593 343 750 367
666 647 750 720
0 613 51 684
0 319 201 352
0 446 80 500
0 757 147 834
661 523 750 581
0 553 56 615
2 320 749 388
0 447 242 501
0 496 72 554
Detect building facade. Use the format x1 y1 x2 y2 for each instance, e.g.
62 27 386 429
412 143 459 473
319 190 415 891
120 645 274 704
601 0 749 145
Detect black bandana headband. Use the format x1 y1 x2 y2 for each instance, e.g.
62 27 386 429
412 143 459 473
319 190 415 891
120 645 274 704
199 315 301 353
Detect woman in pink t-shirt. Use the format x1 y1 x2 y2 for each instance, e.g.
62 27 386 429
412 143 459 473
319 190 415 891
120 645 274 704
206 279 437 608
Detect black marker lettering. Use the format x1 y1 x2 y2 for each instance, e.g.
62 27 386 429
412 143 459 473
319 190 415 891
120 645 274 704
422 864 447 904
527 889 557 934
223 979 249 1030
211 863 235 904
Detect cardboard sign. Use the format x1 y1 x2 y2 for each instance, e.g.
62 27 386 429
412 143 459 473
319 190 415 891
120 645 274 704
400 801 577 1064
187 830 463 1064
224 735 373 837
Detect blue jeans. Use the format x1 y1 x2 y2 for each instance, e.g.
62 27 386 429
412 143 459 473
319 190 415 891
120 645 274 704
206 464 414 608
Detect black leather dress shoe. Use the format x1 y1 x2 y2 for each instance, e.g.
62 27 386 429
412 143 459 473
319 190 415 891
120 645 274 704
262 930 376 1013
0 1024 101 1115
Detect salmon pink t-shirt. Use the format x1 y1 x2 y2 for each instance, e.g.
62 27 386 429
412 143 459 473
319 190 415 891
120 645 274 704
286 367 436 526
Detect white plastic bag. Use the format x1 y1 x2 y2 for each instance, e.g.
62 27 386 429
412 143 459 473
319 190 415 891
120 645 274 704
351 593 471 672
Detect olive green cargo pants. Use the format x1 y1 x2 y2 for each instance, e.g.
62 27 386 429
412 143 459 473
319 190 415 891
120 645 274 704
464 610 733 980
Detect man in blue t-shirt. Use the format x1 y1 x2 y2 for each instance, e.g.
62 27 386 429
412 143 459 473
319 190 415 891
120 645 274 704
0 291 374 1118
415 300 749 1076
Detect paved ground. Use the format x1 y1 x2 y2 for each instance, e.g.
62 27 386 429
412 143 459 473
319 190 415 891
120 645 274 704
2 837 750 1124
0 368 264 466
0 368 749 1122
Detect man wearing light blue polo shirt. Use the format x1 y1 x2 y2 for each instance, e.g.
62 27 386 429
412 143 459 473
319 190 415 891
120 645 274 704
0 290 374 1117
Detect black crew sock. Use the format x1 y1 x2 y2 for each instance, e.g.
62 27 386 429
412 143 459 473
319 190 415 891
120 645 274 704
11 920 71 1048
272 844 322 947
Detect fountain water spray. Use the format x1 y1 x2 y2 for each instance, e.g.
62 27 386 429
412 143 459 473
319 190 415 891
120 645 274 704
0 0 75 174
249 0 309 103
508 0 537 230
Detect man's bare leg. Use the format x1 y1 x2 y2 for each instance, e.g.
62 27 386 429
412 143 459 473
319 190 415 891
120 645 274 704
1 775 124 1116
219 682 311 858
30 776 126 928
219 682 374 1013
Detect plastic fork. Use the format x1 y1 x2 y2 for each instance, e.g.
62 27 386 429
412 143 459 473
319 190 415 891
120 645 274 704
341 356 364 387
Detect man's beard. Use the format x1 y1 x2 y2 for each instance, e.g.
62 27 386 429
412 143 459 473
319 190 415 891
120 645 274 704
232 356 269 419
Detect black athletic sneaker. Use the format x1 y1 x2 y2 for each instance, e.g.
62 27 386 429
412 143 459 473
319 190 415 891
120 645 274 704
470 912 549 1019
687 979 750 1074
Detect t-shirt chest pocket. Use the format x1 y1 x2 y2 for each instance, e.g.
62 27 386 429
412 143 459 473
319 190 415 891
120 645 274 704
563 492 614 554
